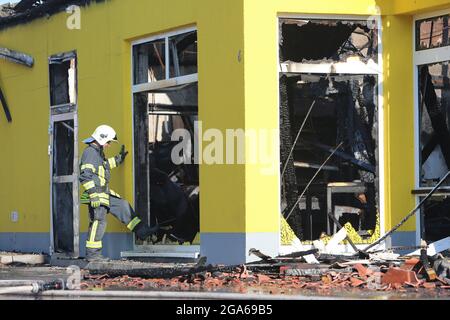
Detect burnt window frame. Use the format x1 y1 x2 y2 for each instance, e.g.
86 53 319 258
277 14 385 249
49 51 77 109
413 9 450 243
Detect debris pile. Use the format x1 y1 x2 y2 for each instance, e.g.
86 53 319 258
0 3 15 18
80 231 450 295
80 252 450 294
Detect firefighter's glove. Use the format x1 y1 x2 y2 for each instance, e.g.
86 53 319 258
115 145 129 165
120 145 129 160
90 196 101 208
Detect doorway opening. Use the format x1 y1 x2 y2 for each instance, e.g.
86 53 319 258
133 83 199 247
51 119 75 253
131 28 200 256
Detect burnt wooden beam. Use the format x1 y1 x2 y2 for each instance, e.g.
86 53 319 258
0 47 34 67
0 87 12 122
249 248 274 262
13 0 41 13
310 141 376 173
0 47 34 123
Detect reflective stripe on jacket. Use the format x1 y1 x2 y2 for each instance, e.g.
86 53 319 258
79 143 121 205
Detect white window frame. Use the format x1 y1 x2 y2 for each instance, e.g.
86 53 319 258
128 27 200 256
413 8 450 244
277 14 386 254
131 26 198 94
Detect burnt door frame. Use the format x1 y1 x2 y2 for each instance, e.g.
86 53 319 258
48 51 79 258
49 113 79 257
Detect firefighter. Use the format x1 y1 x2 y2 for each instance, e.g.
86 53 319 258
79 125 159 261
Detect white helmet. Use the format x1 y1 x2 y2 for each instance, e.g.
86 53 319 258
83 125 118 146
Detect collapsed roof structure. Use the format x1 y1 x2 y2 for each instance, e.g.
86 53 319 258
0 0 105 30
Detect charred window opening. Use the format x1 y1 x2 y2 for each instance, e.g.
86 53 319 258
419 62 450 186
49 51 78 257
280 19 378 63
49 53 76 106
421 197 450 242
279 18 380 243
133 30 199 247
418 60 450 242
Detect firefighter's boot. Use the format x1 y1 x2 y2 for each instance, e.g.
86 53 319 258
134 222 160 241
85 248 109 262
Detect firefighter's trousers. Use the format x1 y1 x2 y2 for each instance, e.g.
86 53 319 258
86 196 142 250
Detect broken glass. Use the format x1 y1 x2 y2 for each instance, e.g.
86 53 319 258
419 61 450 187
279 19 379 64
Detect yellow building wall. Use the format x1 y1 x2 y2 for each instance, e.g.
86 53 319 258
0 0 245 235
0 23 50 233
382 15 416 232
390 0 450 14
0 0 449 244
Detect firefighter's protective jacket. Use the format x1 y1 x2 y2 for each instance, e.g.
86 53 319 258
79 143 123 206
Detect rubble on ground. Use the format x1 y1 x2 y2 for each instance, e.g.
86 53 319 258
80 246 450 294
80 256 450 294
2 235 450 296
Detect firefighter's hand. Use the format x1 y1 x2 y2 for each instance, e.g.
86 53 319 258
90 196 101 208
115 145 129 165
120 145 128 160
